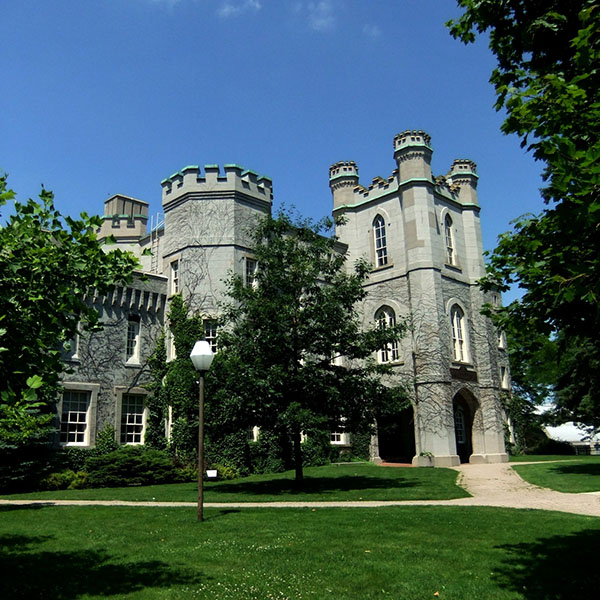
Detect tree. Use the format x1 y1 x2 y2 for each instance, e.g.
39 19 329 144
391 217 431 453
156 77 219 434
448 1 600 428
504 332 557 454
0 175 139 486
216 210 407 481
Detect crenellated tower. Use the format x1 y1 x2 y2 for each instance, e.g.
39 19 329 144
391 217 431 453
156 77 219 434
393 129 433 182
160 163 272 314
329 130 509 468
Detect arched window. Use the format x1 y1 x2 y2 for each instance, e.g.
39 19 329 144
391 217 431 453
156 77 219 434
375 306 399 363
450 304 469 362
373 215 388 267
444 214 455 265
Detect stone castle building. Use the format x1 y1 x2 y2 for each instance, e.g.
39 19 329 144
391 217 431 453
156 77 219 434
60 130 509 466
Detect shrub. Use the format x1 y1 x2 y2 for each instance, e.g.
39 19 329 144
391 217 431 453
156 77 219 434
86 446 183 488
249 430 286 474
210 463 239 480
301 431 330 467
205 430 250 476
40 470 77 490
529 438 576 456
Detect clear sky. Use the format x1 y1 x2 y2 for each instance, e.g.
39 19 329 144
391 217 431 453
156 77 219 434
1 0 545 269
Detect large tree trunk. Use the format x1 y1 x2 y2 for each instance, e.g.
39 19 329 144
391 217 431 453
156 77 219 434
293 429 303 482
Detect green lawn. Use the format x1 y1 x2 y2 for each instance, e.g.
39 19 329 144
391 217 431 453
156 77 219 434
1 504 598 599
0 463 469 502
509 454 581 462
512 456 600 493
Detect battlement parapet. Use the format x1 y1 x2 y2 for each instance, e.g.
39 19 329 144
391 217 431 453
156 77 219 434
446 159 479 205
393 129 432 152
329 161 359 181
448 159 478 177
161 163 273 205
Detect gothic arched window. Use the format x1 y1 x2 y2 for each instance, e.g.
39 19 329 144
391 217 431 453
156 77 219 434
450 304 469 362
444 214 455 265
375 306 399 363
373 215 388 267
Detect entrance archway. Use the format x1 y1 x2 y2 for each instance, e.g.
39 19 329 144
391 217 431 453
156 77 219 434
377 405 416 463
453 390 480 463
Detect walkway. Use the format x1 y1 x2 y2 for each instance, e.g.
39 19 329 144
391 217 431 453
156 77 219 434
1 462 598 517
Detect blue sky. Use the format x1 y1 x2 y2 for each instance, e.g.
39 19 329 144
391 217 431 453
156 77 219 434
1 0 544 269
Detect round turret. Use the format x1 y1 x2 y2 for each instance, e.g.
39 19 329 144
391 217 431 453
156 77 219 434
447 159 479 205
393 130 433 181
329 161 359 209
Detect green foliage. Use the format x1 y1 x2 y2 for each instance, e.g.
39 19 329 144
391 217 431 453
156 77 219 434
0 175 138 486
168 417 198 465
61 425 119 472
85 446 183 488
248 430 286 474
145 332 168 449
40 469 88 491
448 2 600 427
0 174 138 405
209 463 240 480
216 209 408 480
529 438 576 456
94 424 119 455
205 430 251 476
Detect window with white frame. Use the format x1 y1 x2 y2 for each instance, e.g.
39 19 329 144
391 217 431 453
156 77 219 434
330 431 349 445
247 426 260 442
373 215 388 267
120 393 146 444
245 257 258 287
450 304 469 362
444 214 455 265
60 389 91 445
375 306 399 363
203 319 218 353
170 260 179 295
126 315 141 363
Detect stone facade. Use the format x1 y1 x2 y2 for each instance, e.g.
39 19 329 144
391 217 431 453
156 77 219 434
61 131 509 465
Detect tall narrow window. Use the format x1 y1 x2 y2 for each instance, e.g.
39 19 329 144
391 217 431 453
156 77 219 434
60 390 91 445
445 214 455 265
204 319 218 353
126 316 141 363
450 304 469 362
170 260 179 295
500 366 510 389
375 306 399 363
454 405 466 444
373 215 388 267
245 258 258 287
120 394 146 444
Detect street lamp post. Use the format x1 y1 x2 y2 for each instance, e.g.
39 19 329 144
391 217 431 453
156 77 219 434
190 340 214 522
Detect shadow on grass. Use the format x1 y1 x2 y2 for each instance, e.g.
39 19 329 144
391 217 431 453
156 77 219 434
209 474 418 496
494 529 599 599
550 463 600 477
0 533 206 599
0 503 54 512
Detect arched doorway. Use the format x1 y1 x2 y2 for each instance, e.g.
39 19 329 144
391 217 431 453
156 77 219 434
377 405 416 463
453 391 477 463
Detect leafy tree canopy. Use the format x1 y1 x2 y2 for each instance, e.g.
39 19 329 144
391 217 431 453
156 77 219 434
448 1 600 427
0 175 139 445
216 210 408 480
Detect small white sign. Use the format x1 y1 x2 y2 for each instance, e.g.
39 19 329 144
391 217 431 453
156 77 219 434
206 469 218 478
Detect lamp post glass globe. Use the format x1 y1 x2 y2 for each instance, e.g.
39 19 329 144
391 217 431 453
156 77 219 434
190 340 214 371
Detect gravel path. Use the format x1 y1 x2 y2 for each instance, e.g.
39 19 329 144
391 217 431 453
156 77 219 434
1 462 598 517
